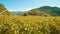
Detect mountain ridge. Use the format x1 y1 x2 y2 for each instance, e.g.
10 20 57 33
23 6 60 16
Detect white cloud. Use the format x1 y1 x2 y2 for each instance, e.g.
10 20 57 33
8 8 33 12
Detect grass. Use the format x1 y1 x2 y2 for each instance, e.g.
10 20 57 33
0 15 60 34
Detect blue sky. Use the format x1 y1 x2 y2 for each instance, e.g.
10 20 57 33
0 0 60 12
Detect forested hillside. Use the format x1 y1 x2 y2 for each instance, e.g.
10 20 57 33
23 6 60 16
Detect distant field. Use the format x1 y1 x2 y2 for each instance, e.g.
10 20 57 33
0 16 60 34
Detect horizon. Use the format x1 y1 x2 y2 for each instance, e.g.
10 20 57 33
0 0 60 12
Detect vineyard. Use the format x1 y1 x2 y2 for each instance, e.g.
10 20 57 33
0 16 60 34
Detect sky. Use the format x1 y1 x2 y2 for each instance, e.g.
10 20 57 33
0 0 60 12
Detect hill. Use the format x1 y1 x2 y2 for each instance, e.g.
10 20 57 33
11 11 25 16
23 6 60 16
23 10 51 16
38 6 60 16
0 4 11 15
